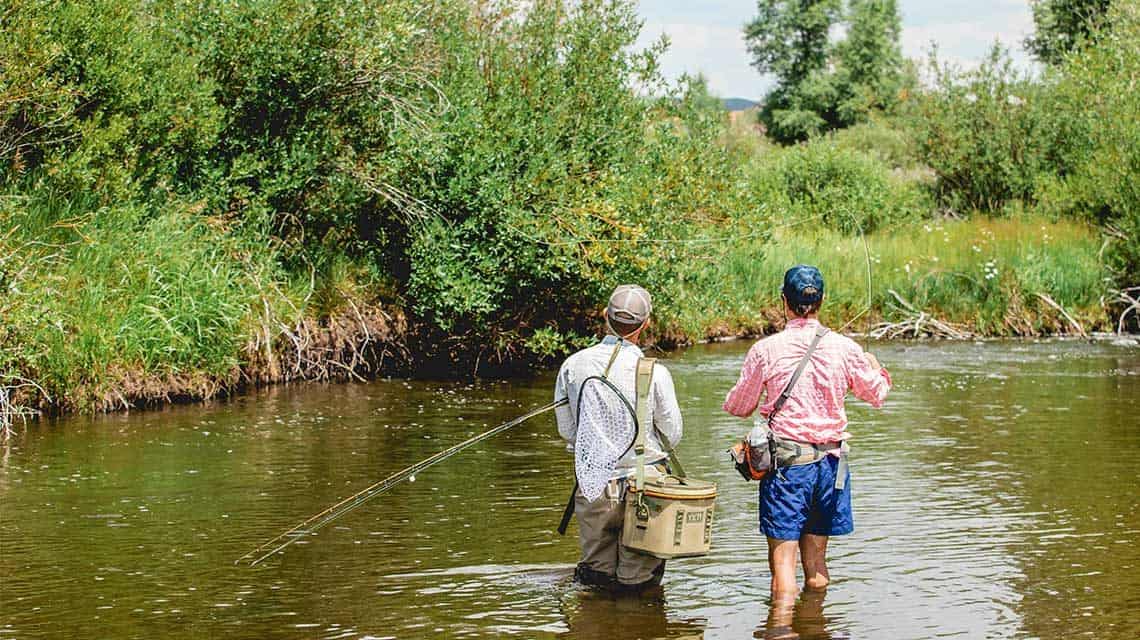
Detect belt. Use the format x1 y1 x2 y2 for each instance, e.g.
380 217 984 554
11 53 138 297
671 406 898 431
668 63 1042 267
774 440 850 490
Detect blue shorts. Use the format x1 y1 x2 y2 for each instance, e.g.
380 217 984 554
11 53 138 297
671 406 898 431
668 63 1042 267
759 455 853 540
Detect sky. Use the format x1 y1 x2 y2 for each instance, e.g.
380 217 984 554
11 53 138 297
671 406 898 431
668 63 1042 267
634 1 1037 100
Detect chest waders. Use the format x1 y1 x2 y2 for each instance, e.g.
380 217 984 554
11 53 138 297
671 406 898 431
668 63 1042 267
557 343 627 535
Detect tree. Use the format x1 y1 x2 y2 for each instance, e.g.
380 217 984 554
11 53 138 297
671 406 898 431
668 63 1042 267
1024 0 1112 65
744 0 842 142
744 0 903 142
744 0 842 84
834 0 903 121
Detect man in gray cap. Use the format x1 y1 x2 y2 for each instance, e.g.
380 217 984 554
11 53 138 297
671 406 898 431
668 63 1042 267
554 285 683 591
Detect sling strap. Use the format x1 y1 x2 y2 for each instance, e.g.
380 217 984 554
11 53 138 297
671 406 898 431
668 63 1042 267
763 325 850 488
633 357 685 492
768 325 829 420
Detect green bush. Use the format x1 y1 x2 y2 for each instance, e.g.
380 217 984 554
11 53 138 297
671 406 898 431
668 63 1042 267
907 46 1056 213
388 2 757 350
754 139 929 234
827 118 920 170
1034 0 1140 289
0 0 222 199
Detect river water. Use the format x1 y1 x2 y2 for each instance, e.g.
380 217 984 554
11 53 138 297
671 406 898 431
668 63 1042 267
1 339 1138 639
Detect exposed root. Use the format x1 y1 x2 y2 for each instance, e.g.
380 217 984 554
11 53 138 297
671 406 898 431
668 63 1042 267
1034 292 1088 337
1002 286 1037 337
244 303 409 388
0 377 46 442
870 290 975 340
1116 287 1140 334
56 302 411 414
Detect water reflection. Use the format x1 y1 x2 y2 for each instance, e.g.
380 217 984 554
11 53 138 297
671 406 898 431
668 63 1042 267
560 588 705 639
757 591 838 640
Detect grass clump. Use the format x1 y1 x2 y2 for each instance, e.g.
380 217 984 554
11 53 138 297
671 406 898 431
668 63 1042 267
1 195 280 411
751 139 931 234
671 216 1106 339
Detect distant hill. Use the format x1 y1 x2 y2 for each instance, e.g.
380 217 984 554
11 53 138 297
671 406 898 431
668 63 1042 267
722 97 759 111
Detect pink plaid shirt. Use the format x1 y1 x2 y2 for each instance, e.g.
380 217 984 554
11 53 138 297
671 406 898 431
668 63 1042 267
723 318 891 446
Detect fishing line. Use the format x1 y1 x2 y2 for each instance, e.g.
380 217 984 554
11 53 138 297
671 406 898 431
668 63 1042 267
503 209 824 247
237 398 567 567
835 204 874 347
238 208 874 567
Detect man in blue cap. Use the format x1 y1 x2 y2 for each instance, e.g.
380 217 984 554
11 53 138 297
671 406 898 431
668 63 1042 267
724 265 892 603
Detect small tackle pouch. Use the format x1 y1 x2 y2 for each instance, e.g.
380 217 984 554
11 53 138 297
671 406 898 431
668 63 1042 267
729 422 775 481
726 326 829 482
621 357 717 559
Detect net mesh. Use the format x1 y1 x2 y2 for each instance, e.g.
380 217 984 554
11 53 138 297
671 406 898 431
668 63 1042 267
574 376 637 502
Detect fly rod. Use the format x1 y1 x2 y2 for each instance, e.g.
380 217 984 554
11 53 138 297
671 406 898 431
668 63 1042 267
237 397 568 567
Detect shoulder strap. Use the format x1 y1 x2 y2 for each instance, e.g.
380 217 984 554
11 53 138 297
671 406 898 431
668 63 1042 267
633 357 655 492
768 325 829 421
633 357 688 485
602 342 622 378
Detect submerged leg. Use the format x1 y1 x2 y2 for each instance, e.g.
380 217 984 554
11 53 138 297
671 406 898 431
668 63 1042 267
574 486 619 587
766 537 800 603
799 533 830 591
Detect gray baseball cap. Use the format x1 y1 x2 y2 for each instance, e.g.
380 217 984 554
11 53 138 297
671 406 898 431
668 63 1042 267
607 284 652 326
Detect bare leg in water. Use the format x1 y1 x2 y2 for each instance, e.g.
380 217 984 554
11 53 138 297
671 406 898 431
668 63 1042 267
767 533 832 599
799 533 831 590
762 535 832 639
767 538 800 603
762 540 798 640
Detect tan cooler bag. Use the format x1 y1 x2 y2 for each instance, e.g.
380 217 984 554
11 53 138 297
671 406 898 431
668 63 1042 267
620 357 717 560
622 475 716 559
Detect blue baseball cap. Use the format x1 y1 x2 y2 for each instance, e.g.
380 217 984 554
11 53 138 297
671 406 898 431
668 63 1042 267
782 265 824 306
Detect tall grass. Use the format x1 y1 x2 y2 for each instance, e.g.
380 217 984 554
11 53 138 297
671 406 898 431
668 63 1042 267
663 216 1106 339
0 194 294 412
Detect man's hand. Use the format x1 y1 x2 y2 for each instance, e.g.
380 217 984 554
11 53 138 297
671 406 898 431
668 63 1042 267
864 352 881 370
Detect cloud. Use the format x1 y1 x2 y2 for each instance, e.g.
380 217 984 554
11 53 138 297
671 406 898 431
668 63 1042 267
901 12 1037 71
636 21 769 99
635 0 1040 97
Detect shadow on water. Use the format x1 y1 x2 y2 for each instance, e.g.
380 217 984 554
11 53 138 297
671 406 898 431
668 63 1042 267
559 587 705 639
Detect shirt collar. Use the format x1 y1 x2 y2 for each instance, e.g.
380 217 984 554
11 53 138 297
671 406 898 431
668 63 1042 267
601 334 644 355
787 317 821 329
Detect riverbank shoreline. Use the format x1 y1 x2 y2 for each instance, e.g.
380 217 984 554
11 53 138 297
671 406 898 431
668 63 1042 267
5 318 1135 433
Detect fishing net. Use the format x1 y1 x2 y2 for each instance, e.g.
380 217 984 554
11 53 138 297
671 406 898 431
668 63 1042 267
574 375 638 502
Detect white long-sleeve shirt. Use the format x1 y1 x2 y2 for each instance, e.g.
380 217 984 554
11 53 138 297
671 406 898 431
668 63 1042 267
555 336 683 481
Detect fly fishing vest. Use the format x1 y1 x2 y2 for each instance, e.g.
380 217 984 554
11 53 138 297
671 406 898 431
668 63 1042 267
621 357 717 559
